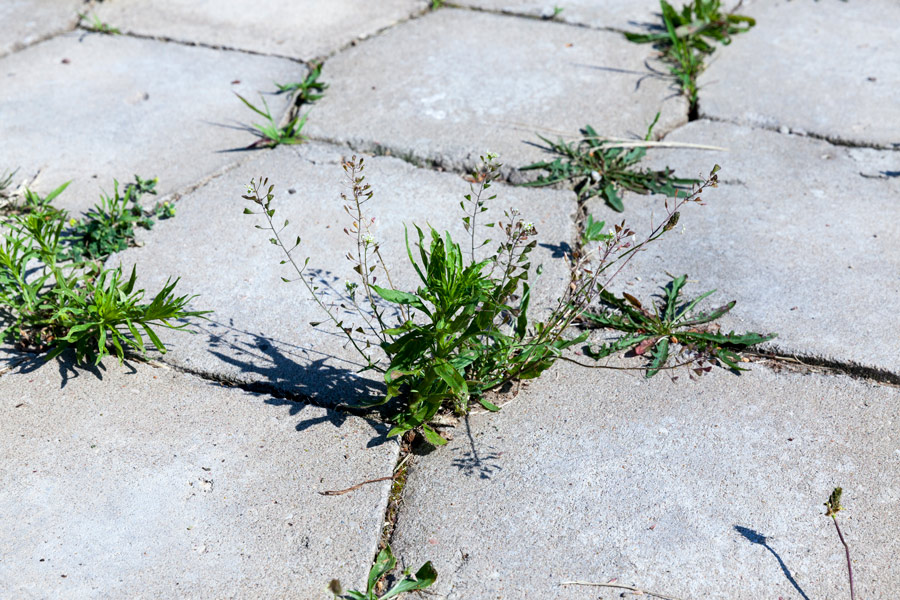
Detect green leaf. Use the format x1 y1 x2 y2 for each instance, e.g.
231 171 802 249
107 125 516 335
421 424 448 446
478 397 500 412
367 546 397 595
434 360 468 399
382 561 438 598
371 284 426 310
647 337 670 378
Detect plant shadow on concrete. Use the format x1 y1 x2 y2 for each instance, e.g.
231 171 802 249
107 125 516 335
185 317 396 445
734 526 811 600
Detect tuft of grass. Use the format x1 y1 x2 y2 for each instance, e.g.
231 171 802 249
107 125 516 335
235 93 308 148
77 11 121 35
824 487 856 600
625 0 755 108
275 62 329 104
331 545 436 600
0 168 17 198
0 180 206 364
581 272 775 377
521 113 696 212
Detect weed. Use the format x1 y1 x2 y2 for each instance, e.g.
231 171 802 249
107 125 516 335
521 113 696 212
625 1 755 107
430 0 444 9
824 488 856 600
275 62 329 104
581 273 775 377
582 214 613 244
244 156 720 443
0 168 17 198
0 181 206 364
542 6 564 19
235 93 308 148
330 545 436 599
77 12 121 35
64 176 173 262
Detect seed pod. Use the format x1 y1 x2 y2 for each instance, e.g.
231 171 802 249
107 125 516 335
663 211 680 232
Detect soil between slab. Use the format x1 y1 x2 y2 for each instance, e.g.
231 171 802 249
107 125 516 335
0 32 301 214
110 143 577 406
391 359 900 599
584 119 900 377
0 357 397 598
305 7 687 176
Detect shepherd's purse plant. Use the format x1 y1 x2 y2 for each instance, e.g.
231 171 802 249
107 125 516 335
243 154 724 444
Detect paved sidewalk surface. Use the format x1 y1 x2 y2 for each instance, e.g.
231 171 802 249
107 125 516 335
2 1 898 598
0 358 396 598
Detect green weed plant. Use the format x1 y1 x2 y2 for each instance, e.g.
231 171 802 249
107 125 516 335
522 113 696 212
0 181 205 364
581 273 774 377
625 0 755 107
329 545 436 599
244 155 721 444
236 93 308 148
276 62 329 103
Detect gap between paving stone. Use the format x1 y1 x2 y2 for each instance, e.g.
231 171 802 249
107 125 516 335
109 142 577 408
0 0 83 58
390 357 900 600
0 356 398 598
304 7 687 180
582 119 900 379
447 0 661 32
91 0 430 64
695 0 900 150
0 32 301 215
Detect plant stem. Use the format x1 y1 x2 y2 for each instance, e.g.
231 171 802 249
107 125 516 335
832 516 855 600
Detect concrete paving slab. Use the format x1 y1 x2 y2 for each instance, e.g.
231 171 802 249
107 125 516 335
93 0 427 62
453 0 660 30
0 357 397 598
392 359 900 599
305 8 687 176
584 119 900 376
111 143 577 406
0 33 301 214
0 0 81 58
697 0 900 148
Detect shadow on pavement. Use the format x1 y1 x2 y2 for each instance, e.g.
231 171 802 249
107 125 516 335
734 525 811 600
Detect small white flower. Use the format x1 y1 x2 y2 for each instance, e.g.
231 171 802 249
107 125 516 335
362 232 375 245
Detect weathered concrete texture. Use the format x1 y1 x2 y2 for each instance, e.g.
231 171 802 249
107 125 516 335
111 143 577 405
93 0 427 61
698 0 900 148
586 120 900 376
305 8 687 175
0 358 396 598
0 33 301 214
0 0 81 57
453 0 660 30
392 360 900 599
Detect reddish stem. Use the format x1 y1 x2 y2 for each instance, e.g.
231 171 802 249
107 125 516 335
832 516 855 600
